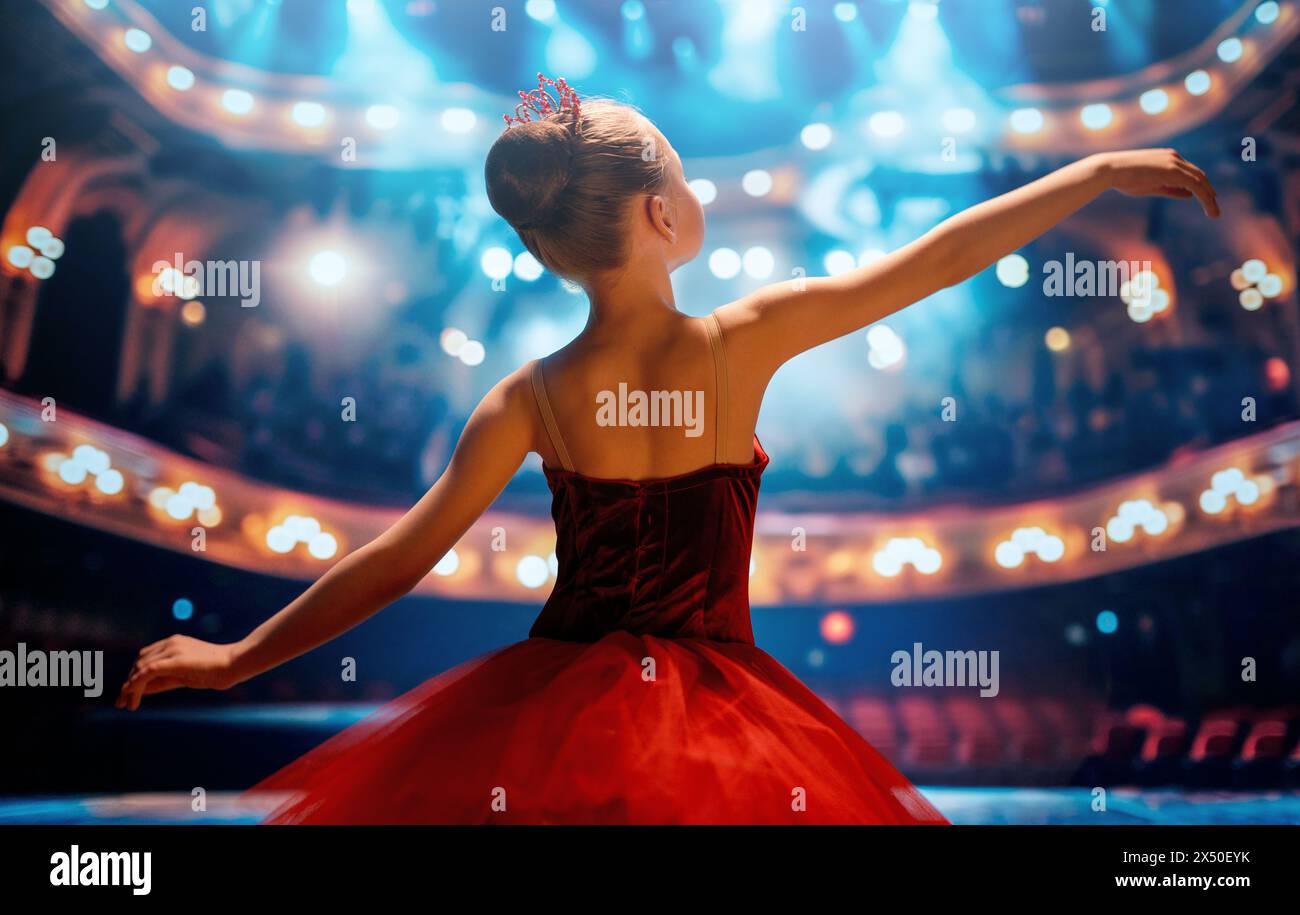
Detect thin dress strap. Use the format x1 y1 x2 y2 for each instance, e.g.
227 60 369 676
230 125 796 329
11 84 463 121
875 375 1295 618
705 312 729 464
531 359 575 472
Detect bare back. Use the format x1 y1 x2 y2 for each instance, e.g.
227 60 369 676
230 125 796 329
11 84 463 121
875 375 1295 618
529 311 766 480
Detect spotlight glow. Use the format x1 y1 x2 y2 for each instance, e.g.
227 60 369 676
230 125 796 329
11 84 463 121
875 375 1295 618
688 178 717 205
123 28 152 53
480 246 513 280
994 527 1065 568
166 66 195 91
708 248 742 280
292 101 327 128
1105 499 1169 543
868 111 905 137
1045 326 1071 352
820 610 855 644
1184 70 1212 96
866 324 905 370
800 123 833 150
433 549 460 576
221 89 254 115
39 237 63 262
440 328 468 356
1139 89 1168 114
513 251 544 281
995 253 1030 288
441 108 477 133
742 169 773 197
308 250 347 287
366 104 399 130
872 537 942 577
742 246 775 279
942 107 976 134
516 555 550 588
526 0 557 20
1080 103 1113 130
1216 38 1243 63
1009 108 1043 134
823 249 856 276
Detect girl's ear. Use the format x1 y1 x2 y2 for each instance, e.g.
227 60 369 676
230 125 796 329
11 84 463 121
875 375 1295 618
645 194 676 243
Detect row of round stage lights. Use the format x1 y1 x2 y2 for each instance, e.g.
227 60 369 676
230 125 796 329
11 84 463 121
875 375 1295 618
432 547 559 589
89 0 1280 146
782 17 1271 149
40 445 124 494
10 433 1273 583
6 227 64 280
995 254 1173 325
998 251 1291 324
865 462 1271 578
1002 3 1281 139
16 419 349 562
148 481 221 526
266 515 339 560
91 6 480 136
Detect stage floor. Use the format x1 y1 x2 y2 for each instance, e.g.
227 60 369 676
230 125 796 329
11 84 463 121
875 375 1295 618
2 788 1297 825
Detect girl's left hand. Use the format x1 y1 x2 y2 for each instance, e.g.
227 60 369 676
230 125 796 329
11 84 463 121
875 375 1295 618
1098 148 1221 218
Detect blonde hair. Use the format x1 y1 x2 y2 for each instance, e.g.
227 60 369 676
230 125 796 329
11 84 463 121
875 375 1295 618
484 100 667 280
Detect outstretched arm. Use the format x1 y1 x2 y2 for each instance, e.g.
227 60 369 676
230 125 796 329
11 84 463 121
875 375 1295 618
718 149 1219 372
116 366 538 710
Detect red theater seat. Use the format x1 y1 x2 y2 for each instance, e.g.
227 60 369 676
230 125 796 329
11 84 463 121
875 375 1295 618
845 696 900 759
897 696 954 768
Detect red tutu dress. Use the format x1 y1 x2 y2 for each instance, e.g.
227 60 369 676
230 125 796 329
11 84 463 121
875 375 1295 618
253 316 946 824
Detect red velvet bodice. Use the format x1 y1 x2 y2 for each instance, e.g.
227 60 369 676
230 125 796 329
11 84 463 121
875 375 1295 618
529 438 768 644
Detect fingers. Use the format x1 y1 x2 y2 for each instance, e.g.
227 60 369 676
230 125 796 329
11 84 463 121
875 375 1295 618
136 640 172 661
116 656 184 711
140 677 185 696
1172 157 1220 218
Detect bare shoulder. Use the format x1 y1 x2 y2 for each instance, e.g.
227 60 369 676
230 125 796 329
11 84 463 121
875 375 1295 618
709 288 790 379
487 360 540 420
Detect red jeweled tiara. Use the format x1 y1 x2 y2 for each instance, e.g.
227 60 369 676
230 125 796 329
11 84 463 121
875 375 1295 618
503 72 582 127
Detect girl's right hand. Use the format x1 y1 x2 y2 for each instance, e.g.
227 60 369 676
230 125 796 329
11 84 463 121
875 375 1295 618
115 635 244 711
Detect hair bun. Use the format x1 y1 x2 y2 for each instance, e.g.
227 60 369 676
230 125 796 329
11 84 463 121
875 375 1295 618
485 119 574 230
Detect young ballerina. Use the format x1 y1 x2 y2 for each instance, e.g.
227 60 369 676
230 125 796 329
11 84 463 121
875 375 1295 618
116 75 1218 824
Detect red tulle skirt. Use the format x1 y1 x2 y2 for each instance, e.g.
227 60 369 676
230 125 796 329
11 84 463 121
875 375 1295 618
250 632 947 825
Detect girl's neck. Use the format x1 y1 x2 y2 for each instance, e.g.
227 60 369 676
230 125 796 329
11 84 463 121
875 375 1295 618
581 251 682 337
